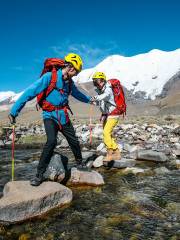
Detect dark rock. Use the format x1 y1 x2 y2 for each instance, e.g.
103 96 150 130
44 153 67 182
136 150 167 162
109 159 136 169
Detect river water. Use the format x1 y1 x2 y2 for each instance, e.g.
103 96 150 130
0 148 179 240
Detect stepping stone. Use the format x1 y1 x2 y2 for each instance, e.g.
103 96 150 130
103 158 136 169
68 168 104 186
0 181 72 224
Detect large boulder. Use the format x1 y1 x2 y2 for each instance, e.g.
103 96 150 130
68 168 104 186
0 181 72 224
135 150 167 162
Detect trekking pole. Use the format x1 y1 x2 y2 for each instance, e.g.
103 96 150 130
89 105 93 146
11 124 15 181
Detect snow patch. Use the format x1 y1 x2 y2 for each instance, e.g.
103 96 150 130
74 49 180 99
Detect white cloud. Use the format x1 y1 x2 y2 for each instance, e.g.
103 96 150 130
50 41 121 68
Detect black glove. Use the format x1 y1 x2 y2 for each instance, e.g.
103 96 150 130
8 114 16 124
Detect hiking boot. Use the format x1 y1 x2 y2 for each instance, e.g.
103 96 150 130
112 148 121 160
103 149 113 162
76 161 91 171
30 174 44 186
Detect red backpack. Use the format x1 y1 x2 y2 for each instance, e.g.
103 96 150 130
36 58 72 111
108 79 126 116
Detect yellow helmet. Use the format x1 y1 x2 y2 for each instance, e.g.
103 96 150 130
64 53 83 72
92 72 106 80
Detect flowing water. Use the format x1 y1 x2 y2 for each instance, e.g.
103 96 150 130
0 148 179 240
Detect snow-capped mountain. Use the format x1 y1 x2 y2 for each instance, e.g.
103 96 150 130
0 48 180 108
0 91 23 105
75 49 180 99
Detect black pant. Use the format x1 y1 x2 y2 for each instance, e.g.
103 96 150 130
37 119 82 175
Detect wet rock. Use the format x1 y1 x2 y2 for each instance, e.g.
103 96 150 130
93 156 104 168
44 153 66 182
136 150 167 162
0 181 72 223
175 160 180 169
154 167 170 175
68 167 104 186
122 167 150 175
166 202 180 216
111 159 136 168
122 191 152 204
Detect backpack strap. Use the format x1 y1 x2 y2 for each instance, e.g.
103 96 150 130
36 67 58 109
45 67 57 96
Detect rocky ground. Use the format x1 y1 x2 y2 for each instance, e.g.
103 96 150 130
0 115 180 238
1 115 180 162
0 115 180 176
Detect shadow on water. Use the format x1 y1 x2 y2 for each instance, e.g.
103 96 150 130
0 149 180 240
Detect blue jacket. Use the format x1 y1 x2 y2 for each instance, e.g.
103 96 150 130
10 70 91 125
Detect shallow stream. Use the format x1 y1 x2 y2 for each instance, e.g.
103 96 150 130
0 149 179 240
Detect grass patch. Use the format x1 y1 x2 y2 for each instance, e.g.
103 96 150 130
18 135 46 144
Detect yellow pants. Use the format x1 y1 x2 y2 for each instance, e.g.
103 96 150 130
103 118 119 150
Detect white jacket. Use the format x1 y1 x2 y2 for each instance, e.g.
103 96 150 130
94 82 117 116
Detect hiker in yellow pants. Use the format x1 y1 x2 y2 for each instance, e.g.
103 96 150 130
103 117 119 158
90 72 126 162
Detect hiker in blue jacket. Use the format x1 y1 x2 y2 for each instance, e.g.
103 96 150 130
9 53 91 186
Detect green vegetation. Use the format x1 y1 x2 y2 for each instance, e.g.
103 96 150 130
18 135 46 144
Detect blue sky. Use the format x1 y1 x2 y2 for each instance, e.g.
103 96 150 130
0 0 180 92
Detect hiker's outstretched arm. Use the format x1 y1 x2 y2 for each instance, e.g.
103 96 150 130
10 73 51 117
71 81 91 103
